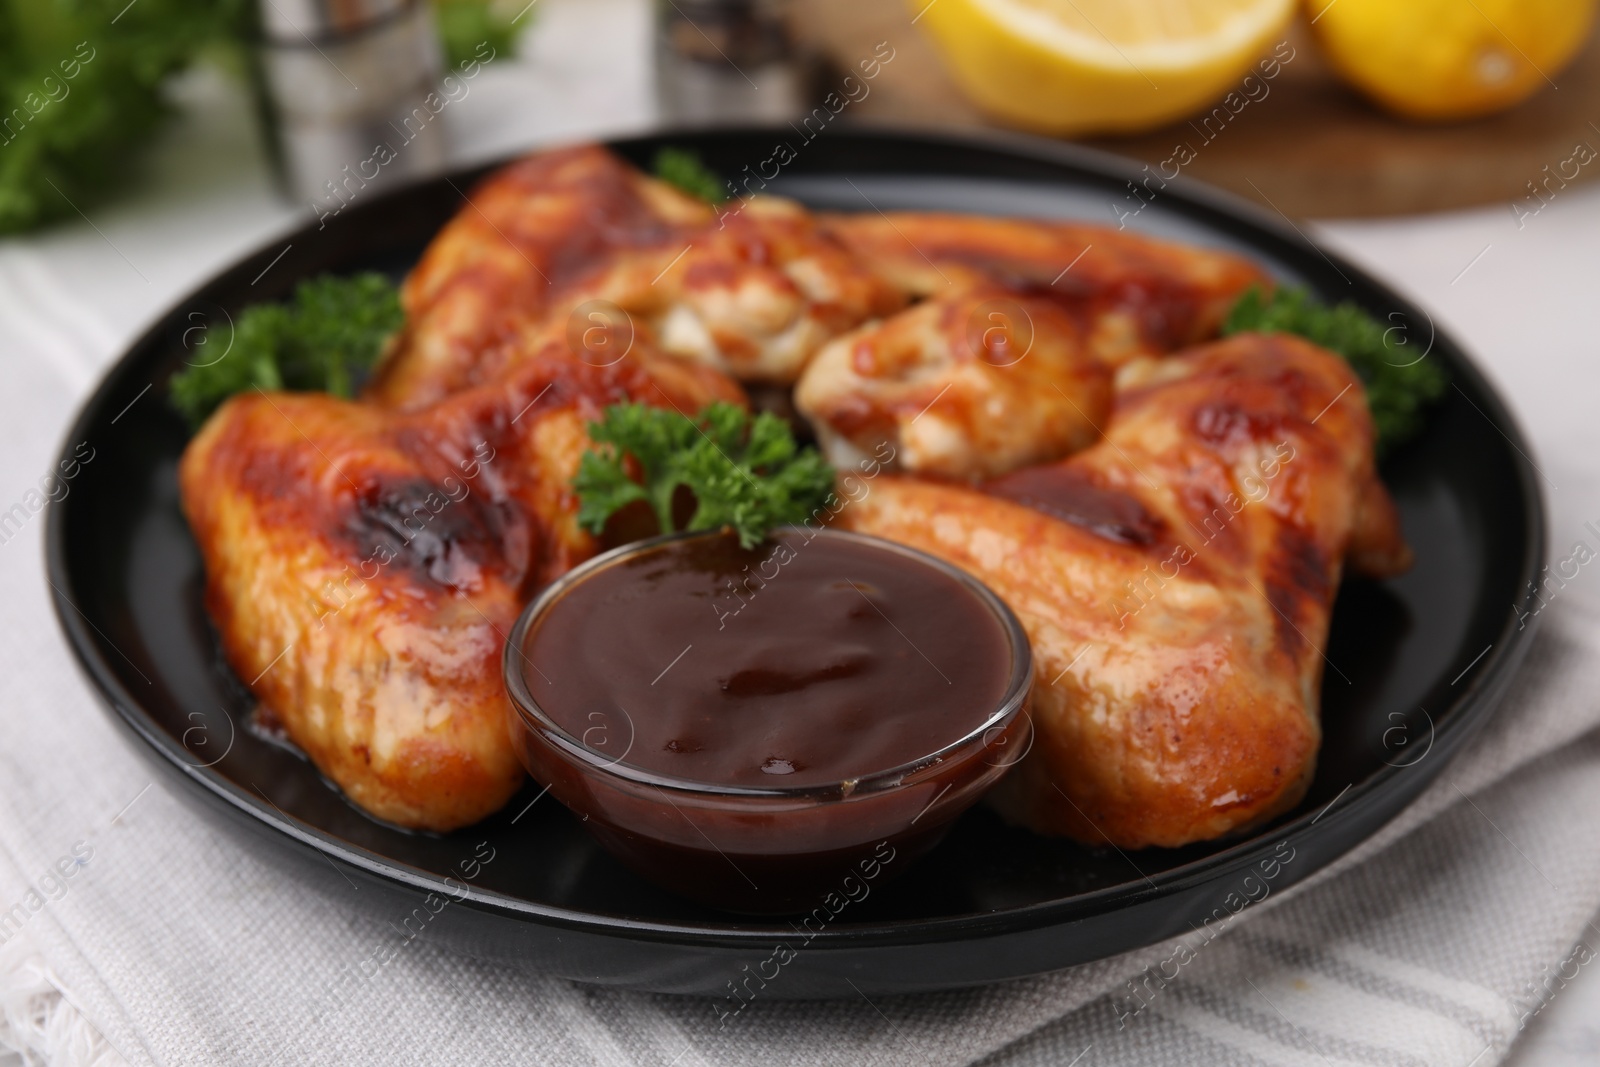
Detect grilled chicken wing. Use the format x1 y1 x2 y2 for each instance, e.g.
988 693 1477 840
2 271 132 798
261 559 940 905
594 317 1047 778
795 290 1112 480
371 146 901 408
636 196 905 383
797 216 1270 480
370 145 716 411
821 212 1270 366
181 343 742 830
839 333 1410 848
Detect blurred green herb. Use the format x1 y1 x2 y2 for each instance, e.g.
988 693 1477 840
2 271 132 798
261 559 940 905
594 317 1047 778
652 147 728 204
434 0 529 70
574 401 835 548
0 0 253 235
0 0 526 235
1223 286 1448 454
169 273 402 426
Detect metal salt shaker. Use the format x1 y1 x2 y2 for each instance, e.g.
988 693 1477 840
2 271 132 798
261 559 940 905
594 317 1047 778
655 0 809 126
256 0 448 210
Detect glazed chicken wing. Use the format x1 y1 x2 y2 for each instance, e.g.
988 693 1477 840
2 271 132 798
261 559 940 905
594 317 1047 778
839 333 1410 848
503 194 903 386
181 343 741 830
372 146 901 408
370 145 716 410
795 290 1112 480
633 196 905 383
822 212 1270 366
797 216 1271 481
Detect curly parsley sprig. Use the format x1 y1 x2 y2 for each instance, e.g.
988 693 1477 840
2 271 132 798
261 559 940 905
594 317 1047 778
168 272 402 427
651 147 728 204
1223 286 1448 454
574 402 835 548
434 0 530 69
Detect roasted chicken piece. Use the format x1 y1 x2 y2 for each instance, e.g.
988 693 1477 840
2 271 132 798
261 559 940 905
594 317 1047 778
181 342 741 830
633 196 905 383
795 290 1112 480
821 212 1270 366
372 146 902 408
371 145 716 410
797 215 1270 481
839 333 1410 848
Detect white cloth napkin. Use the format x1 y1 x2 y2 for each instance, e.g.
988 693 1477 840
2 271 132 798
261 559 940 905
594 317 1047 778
5 2 1600 1063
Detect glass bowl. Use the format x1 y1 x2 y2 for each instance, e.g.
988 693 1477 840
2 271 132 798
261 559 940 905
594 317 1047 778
503 528 1034 914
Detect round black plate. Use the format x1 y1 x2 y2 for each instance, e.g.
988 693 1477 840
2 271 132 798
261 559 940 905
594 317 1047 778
46 128 1544 998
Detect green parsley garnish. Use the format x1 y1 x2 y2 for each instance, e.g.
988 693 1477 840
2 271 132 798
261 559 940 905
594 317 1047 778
1223 286 1448 454
0 1 523 235
0 0 252 235
434 0 531 70
574 401 835 548
169 272 402 427
652 147 728 204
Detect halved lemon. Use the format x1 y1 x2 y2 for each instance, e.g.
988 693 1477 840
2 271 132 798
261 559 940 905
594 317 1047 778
915 0 1298 136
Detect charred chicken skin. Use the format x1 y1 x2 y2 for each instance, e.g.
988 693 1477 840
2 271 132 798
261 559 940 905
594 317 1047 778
181 341 740 830
369 145 716 410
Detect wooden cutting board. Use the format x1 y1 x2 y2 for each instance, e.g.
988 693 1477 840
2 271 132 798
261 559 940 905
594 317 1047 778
794 0 1600 218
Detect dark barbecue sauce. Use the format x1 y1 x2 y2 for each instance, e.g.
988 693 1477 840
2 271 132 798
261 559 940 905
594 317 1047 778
524 529 1013 788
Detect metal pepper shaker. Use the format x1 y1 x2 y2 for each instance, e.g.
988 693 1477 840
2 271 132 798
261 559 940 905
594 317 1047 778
256 0 448 211
655 0 810 126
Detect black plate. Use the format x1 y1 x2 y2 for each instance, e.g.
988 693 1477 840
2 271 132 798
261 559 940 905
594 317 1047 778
46 128 1545 998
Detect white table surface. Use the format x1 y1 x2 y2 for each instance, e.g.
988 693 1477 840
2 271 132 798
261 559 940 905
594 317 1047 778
4 0 1599 1061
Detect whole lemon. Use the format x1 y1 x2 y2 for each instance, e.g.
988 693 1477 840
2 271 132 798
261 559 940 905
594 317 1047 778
1307 0 1598 121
